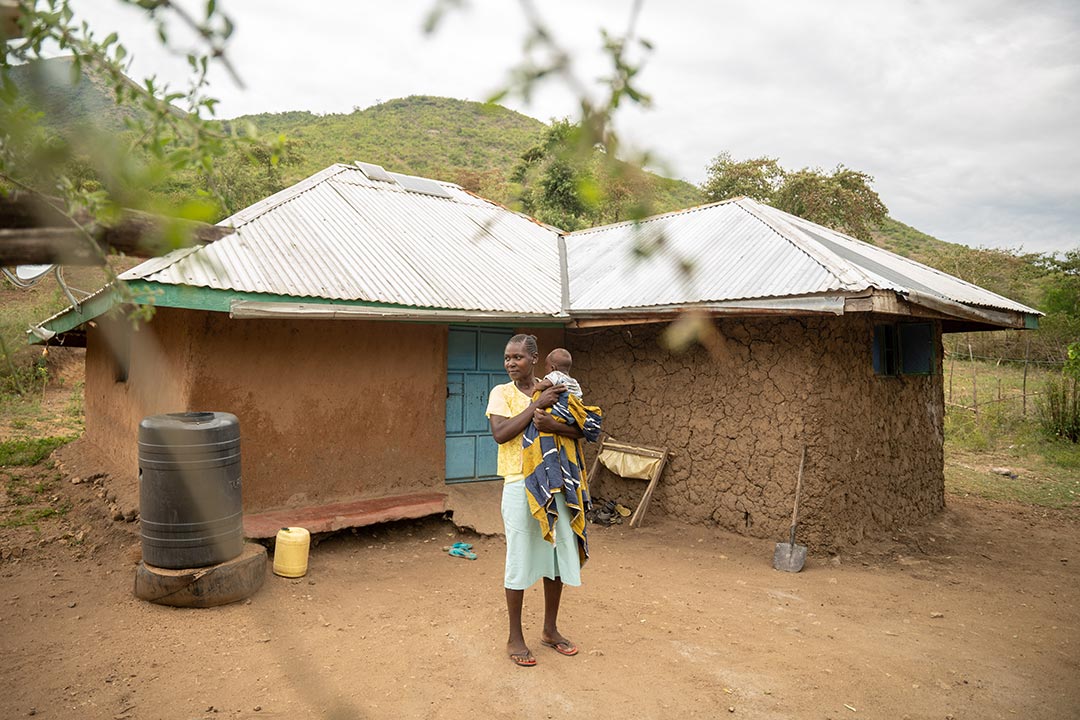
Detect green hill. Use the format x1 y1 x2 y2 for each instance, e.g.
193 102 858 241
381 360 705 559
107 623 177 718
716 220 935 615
158 94 704 219
231 96 547 180
230 95 703 211
873 216 955 258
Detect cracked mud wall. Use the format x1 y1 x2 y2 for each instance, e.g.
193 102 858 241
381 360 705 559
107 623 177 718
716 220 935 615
570 316 945 548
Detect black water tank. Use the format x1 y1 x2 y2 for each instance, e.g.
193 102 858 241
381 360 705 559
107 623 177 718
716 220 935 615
138 412 243 569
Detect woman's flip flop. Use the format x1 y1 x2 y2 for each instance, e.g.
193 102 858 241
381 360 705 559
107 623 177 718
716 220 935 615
447 546 477 560
541 640 579 656
509 651 537 667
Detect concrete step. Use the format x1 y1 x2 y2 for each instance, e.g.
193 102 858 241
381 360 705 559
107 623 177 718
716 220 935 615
242 492 448 538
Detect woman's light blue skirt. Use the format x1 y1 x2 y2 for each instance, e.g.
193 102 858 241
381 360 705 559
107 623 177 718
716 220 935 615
501 479 582 590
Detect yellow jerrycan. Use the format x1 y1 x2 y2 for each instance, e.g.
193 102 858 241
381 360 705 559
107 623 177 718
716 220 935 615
272 527 310 578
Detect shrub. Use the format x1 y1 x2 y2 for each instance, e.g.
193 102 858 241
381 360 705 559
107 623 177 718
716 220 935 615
1036 343 1080 443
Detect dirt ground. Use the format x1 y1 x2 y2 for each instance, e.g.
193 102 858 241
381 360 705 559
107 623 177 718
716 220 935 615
1 448 1078 720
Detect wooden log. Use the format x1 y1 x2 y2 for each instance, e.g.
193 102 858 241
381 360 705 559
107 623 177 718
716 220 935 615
134 542 267 608
0 192 233 265
0 228 106 265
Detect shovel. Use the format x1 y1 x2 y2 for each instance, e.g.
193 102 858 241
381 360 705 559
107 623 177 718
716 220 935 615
773 446 807 573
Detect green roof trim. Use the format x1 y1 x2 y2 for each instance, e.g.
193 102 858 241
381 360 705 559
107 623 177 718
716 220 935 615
34 281 564 342
36 287 123 340
139 282 396 313
1024 313 1040 330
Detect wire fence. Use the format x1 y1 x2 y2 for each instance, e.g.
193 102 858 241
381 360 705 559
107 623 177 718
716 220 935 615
944 338 1066 419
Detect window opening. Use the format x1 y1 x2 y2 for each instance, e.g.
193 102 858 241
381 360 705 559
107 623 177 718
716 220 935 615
899 323 934 375
872 324 898 376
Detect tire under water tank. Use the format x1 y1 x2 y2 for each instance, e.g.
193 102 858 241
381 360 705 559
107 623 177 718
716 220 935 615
139 412 243 569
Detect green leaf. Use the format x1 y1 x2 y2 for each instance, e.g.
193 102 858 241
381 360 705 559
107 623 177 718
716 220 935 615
176 197 219 223
1 71 16 101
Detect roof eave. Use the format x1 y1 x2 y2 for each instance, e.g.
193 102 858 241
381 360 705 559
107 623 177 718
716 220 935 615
566 294 850 327
903 289 1039 331
228 300 568 324
842 288 1039 331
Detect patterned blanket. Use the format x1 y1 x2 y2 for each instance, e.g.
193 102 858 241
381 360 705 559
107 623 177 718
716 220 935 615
521 391 602 565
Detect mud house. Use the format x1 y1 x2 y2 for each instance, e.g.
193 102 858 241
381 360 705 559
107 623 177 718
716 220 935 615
34 162 1040 546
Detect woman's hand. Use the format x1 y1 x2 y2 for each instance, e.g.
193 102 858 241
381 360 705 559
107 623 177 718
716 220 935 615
532 408 584 438
533 384 566 409
532 409 561 433
488 382 566 445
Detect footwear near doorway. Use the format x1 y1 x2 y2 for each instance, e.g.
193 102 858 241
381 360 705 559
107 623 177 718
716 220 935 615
445 326 513 483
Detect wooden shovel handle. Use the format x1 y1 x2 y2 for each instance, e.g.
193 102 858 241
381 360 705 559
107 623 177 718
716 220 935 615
790 446 806 529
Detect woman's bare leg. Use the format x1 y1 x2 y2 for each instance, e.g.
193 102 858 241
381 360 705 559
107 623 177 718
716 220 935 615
541 577 574 649
505 588 532 661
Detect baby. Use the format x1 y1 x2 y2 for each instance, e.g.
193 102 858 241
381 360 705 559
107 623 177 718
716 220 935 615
535 347 583 398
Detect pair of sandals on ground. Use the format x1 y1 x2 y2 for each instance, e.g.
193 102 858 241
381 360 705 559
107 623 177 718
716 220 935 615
510 636 579 667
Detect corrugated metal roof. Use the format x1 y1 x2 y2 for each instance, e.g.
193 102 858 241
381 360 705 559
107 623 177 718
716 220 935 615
98 165 1038 326
565 199 846 310
565 197 1039 315
121 164 564 315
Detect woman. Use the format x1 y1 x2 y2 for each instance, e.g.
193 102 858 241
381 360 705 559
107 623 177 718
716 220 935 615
486 333 585 667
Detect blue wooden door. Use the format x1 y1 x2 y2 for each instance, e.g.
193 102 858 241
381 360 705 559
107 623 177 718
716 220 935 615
445 327 512 483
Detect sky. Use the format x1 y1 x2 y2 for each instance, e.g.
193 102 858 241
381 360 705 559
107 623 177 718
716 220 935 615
73 0 1080 255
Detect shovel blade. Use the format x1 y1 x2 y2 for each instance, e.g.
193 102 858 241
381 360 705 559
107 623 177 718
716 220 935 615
772 542 807 573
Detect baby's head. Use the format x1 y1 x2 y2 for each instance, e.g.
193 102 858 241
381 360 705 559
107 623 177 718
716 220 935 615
546 348 572 375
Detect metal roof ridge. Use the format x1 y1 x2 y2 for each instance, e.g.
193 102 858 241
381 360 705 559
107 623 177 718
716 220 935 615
131 165 355 287
122 244 203 284
564 197 743 240
220 164 352 230
458 188 565 235
330 172 486 209
734 199 875 291
336 170 569 240
808 223 1043 314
